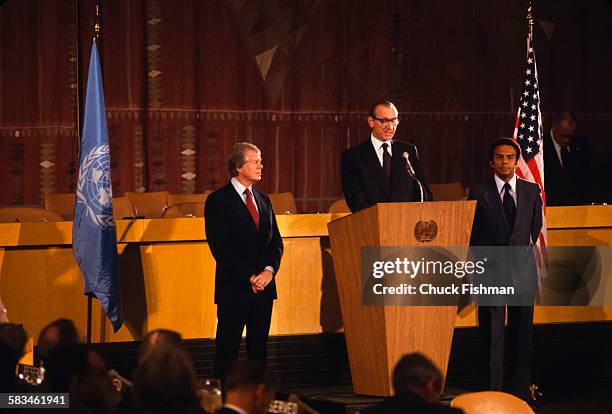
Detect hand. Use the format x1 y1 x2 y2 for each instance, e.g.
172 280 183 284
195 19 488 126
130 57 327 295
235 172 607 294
250 270 273 292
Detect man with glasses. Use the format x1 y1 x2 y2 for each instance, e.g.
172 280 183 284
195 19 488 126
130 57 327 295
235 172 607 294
341 100 432 212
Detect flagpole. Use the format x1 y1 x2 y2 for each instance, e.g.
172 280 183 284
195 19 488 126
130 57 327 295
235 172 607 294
86 1 103 345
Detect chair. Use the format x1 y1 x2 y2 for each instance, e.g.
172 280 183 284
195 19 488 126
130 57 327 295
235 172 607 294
167 191 210 206
0 208 63 223
328 198 351 213
112 196 135 220
44 193 76 221
162 202 205 218
450 391 534 414
268 192 298 214
429 182 468 201
125 191 169 218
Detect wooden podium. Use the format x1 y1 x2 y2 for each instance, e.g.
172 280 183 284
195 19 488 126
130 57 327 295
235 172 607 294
328 201 476 396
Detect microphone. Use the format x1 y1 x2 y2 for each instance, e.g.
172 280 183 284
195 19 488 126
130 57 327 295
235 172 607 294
402 151 425 202
402 152 416 177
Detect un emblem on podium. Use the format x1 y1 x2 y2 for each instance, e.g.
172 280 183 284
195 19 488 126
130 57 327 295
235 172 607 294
414 220 438 243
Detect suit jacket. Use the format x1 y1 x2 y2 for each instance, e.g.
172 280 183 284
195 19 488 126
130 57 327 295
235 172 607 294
543 132 592 206
205 182 283 304
341 139 433 213
469 176 543 301
361 392 463 414
469 176 542 247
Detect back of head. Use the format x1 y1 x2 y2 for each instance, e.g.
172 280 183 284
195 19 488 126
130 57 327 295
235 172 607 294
0 323 28 389
43 343 90 392
133 344 199 414
225 359 275 393
137 329 182 361
38 318 80 362
0 323 27 359
392 353 443 400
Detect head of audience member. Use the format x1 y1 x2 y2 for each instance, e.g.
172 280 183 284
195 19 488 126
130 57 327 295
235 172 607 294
392 353 444 403
550 111 577 147
133 344 200 414
137 329 182 362
224 360 276 414
44 343 116 412
488 137 521 182
228 142 263 187
37 318 80 363
367 100 400 142
0 323 28 390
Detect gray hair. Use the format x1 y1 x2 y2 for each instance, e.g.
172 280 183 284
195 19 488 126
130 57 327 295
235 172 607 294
228 142 260 177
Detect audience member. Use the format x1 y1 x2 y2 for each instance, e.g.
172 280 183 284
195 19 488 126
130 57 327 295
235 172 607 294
0 322 30 392
220 360 275 414
37 318 80 363
44 343 118 413
362 353 463 414
132 344 202 414
137 328 183 361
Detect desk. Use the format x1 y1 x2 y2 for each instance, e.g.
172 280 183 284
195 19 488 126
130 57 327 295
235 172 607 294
0 206 610 343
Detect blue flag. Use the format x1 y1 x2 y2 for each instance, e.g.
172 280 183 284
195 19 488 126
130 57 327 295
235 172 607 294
72 41 123 332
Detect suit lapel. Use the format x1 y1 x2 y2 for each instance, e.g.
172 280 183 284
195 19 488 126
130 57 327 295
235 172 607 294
513 179 528 237
252 189 268 232
360 141 389 196
390 142 407 194
225 183 259 231
483 176 511 236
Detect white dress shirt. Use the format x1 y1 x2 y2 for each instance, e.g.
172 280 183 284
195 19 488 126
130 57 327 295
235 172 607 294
494 174 517 206
370 134 393 167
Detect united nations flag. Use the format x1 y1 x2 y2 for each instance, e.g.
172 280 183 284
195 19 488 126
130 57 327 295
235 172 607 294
72 40 123 332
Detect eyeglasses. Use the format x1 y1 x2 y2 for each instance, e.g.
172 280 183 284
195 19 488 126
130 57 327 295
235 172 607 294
371 116 400 126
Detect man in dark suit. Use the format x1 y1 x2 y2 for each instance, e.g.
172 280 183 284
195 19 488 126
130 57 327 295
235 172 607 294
341 100 432 213
218 360 275 414
205 142 283 382
543 111 592 206
469 138 543 401
362 353 463 414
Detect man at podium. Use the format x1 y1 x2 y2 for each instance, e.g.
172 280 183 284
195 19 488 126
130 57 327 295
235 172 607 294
341 100 432 212
468 138 543 401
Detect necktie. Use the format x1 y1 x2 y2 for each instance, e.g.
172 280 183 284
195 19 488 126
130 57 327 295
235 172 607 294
244 188 260 230
560 146 570 168
502 182 516 231
382 143 391 178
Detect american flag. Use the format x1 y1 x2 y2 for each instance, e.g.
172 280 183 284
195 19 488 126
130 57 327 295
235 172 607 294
513 33 548 286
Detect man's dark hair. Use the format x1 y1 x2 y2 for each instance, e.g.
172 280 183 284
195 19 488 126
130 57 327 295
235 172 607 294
368 100 397 118
133 345 200 413
228 142 260 177
225 359 275 392
38 318 80 362
488 137 521 162
0 323 28 359
392 353 442 395
138 329 182 361
0 323 28 388
551 111 576 125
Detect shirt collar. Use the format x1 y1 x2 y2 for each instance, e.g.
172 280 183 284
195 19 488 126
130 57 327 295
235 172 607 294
494 173 517 195
370 133 392 151
231 176 252 196
223 403 249 414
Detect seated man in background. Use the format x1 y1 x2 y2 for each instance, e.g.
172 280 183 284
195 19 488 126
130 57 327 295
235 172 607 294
220 360 276 414
543 111 592 205
362 353 463 414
